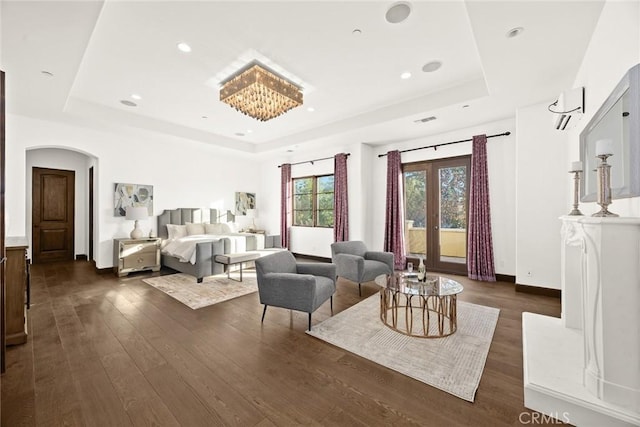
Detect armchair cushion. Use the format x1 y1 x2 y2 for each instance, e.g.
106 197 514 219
333 253 365 282
258 272 317 313
330 241 394 285
361 260 394 283
364 251 394 273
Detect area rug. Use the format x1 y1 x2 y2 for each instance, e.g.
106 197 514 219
307 294 500 402
142 272 258 309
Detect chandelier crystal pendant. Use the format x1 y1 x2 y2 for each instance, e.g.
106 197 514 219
219 62 303 122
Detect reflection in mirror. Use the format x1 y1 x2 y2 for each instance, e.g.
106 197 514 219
580 63 639 202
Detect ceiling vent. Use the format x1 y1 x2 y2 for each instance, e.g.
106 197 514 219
549 87 584 131
414 116 436 124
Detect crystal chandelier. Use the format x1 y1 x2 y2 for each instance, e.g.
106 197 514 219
219 62 303 122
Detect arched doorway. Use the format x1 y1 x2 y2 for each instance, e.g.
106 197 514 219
26 148 97 264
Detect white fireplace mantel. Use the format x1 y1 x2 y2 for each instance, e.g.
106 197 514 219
523 216 640 426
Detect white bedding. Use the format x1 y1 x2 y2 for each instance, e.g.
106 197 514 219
161 233 264 264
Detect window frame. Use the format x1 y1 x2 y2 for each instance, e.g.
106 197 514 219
292 174 335 228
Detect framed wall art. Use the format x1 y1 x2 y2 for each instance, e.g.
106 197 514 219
235 192 256 215
114 183 154 217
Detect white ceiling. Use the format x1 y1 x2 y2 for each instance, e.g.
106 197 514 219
1 0 604 154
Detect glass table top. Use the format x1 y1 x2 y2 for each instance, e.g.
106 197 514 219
375 273 464 297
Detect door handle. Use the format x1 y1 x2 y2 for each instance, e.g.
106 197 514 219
0 257 6 265
434 226 439 230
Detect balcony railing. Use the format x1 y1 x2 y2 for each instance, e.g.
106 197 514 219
405 224 466 260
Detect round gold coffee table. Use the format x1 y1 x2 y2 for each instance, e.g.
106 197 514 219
375 273 463 338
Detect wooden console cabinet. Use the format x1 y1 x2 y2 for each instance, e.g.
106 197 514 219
113 237 161 277
6 236 29 346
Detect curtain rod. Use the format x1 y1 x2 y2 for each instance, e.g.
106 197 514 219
278 152 350 168
377 131 511 158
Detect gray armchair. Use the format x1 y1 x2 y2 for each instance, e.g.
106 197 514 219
330 241 394 296
255 251 336 331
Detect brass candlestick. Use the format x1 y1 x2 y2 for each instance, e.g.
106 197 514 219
568 169 583 216
592 153 619 217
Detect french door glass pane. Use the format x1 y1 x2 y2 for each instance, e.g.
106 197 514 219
403 170 427 260
438 166 467 264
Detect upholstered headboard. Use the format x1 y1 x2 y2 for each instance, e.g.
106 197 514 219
157 208 235 239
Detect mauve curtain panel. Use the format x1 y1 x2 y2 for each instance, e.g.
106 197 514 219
384 150 406 270
280 163 291 249
333 153 349 242
467 134 496 281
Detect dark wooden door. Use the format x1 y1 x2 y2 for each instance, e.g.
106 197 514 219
32 167 75 263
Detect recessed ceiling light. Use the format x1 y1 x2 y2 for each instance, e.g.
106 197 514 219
201 115 208 119
462 104 470 108
422 61 443 73
131 94 142 100
352 29 362 36
400 72 412 80
286 149 294 153
40 70 54 77
177 42 192 53
386 2 412 24
235 132 245 137
120 100 137 107
506 27 524 38
246 129 253 134
307 107 315 112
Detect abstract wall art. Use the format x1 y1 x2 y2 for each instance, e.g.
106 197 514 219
235 192 256 215
114 183 154 216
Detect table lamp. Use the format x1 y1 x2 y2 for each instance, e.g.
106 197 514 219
126 206 148 239
246 209 257 231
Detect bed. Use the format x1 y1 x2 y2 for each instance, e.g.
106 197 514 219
157 208 274 282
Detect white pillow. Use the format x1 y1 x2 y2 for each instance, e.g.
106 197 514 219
204 223 224 234
167 224 187 240
186 222 206 235
226 222 240 233
219 223 232 234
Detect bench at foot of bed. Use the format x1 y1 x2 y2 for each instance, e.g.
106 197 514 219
213 252 261 282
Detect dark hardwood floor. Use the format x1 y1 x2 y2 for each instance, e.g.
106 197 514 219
2 260 561 426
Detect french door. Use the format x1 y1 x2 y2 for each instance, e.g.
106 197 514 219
403 155 471 275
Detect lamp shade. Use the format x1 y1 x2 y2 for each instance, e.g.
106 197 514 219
125 206 149 220
245 209 257 219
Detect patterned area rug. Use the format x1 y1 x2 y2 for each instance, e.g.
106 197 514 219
307 294 499 402
142 272 258 309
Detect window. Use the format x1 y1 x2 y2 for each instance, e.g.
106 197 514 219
293 174 334 227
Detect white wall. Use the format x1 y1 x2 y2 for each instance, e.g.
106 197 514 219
258 117 518 275
515 102 569 289
25 148 91 258
568 0 640 217
370 118 517 277
257 140 367 259
7 114 261 268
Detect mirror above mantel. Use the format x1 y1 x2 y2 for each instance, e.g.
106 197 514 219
580 63 640 202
